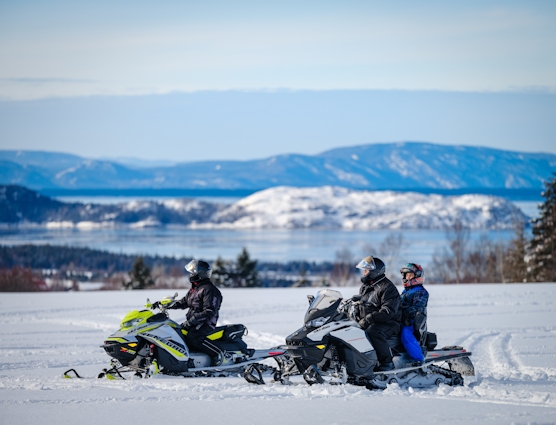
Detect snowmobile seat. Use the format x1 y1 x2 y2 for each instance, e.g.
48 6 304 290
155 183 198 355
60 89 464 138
413 312 428 345
206 324 247 342
424 332 437 350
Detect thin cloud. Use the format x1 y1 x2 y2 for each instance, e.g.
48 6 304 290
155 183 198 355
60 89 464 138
0 78 96 84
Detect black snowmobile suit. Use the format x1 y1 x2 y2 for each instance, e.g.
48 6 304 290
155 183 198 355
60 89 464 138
171 278 223 362
358 274 402 365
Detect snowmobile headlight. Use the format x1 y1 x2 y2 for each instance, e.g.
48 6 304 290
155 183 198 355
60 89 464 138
122 318 144 329
306 316 330 329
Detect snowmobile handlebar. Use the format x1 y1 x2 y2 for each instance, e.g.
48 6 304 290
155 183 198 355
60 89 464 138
146 292 179 310
338 296 362 322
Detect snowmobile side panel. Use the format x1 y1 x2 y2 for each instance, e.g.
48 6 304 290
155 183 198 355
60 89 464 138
329 326 373 353
140 326 190 360
306 320 354 342
335 342 376 378
154 346 191 374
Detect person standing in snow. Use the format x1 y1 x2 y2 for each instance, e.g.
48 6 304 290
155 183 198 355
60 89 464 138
153 259 224 365
399 263 429 366
354 256 401 372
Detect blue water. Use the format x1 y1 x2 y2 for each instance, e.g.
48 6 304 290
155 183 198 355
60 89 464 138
2 199 538 266
0 227 519 267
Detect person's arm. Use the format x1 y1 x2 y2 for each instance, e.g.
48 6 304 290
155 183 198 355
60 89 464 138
404 288 429 320
359 285 400 328
370 284 400 323
170 296 189 310
189 286 221 325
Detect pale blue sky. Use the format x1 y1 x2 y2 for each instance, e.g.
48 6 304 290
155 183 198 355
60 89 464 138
0 0 555 160
1 0 555 99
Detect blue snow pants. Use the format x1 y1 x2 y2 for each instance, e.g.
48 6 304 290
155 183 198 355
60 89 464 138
401 324 425 362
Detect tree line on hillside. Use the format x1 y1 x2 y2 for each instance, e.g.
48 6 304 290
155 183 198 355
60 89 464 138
433 172 555 283
0 244 333 291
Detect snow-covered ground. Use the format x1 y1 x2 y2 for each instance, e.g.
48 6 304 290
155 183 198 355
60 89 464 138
1 284 556 425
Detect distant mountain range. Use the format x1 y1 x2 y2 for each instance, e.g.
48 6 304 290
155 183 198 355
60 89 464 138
0 185 527 230
1 143 555 194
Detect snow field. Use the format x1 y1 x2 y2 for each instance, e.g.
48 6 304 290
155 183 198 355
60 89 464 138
1 284 556 425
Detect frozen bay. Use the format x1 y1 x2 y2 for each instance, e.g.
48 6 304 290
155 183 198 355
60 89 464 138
0 227 518 266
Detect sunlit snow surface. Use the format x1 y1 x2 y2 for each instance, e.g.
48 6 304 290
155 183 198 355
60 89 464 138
1 284 556 425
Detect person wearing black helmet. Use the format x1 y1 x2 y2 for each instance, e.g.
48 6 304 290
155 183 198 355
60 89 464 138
154 259 224 365
355 256 401 372
399 263 429 366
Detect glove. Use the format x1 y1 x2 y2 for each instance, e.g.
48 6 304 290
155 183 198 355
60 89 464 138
402 312 412 327
350 302 365 322
358 314 374 330
182 317 198 330
151 301 161 310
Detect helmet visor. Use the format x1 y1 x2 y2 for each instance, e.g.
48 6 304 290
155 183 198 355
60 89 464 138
185 259 198 274
356 257 376 271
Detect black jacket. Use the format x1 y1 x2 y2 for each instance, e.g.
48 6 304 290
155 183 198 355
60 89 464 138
172 278 223 329
359 275 401 325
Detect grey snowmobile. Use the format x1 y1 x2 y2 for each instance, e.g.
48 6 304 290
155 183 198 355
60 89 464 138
65 293 288 380
274 289 474 389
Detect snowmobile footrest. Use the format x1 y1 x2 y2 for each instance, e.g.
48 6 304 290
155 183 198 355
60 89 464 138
303 365 325 385
244 364 265 385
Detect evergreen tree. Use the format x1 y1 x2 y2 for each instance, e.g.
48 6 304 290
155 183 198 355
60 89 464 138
211 248 259 288
529 173 556 282
293 263 310 287
123 256 155 290
212 256 235 288
236 247 259 288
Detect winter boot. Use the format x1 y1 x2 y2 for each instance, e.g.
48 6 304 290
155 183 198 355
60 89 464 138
375 362 395 372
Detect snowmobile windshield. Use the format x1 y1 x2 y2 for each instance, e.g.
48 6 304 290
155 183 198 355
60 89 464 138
305 289 342 324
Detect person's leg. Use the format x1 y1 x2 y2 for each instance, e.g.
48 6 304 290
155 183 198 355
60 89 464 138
401 325 425 362
185 326 223 365
367 323 397 366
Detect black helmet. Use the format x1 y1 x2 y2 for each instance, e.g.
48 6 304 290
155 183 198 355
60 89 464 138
356 256 386 284
185 259 212 283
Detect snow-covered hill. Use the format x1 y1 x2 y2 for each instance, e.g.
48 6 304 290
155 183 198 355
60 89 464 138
197 186 525 230
1 285 556 425
2 185 526 230
1 142 555 190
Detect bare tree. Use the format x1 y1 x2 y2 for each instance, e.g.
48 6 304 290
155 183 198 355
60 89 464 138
429 247 452 283
362 232 405 282
331 247 355 286
447 219 470 284
465 234 490 283
504 214 529 282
